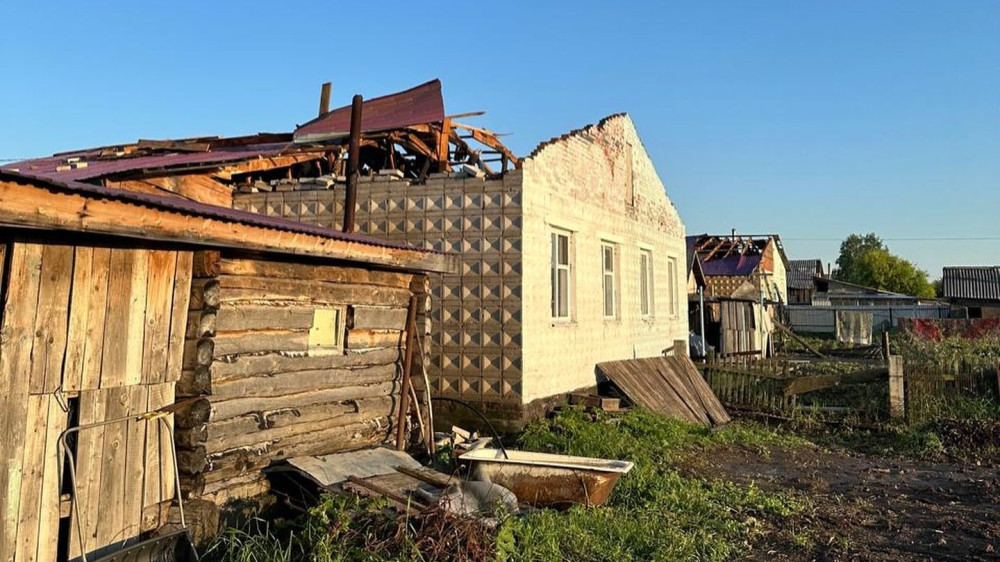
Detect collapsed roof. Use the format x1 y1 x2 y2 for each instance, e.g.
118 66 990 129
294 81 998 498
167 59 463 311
687 233 788 277
1 79 519 206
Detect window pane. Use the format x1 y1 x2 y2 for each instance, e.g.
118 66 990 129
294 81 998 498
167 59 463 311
551 267 558 316
604 274 614 316
558 235 569 265
558 269 569 317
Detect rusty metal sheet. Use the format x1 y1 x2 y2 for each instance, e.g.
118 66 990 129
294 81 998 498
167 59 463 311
294 80 445 142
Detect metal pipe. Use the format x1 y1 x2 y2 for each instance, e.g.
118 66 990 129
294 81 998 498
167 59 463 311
318 82 332 116
699 285 706 359
59 413 186 562
395 295 418 451
430 396 508 459
343 94 363 233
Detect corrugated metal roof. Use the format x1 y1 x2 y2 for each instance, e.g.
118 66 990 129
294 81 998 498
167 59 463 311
294 79 445 142
942 266 1000 302
0 169 438 255
787 259 823 289
1 142 294 182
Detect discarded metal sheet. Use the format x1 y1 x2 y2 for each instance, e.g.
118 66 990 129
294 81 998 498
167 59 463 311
597 356 731 426
282 448 422 487
460 448 633 509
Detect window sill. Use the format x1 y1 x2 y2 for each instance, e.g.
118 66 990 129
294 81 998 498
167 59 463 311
550 320 577 328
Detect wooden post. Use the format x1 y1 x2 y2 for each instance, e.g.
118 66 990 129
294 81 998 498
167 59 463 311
881 331 891 363
395 295 419 450
673 339 687 358
888 355 905 420
318 82 332 116
343 94 363 234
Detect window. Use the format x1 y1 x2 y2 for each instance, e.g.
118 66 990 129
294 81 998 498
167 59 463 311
667 256 679 317
639 249 654 317
309 307 345 355
551 231 572 319
602 243 618 318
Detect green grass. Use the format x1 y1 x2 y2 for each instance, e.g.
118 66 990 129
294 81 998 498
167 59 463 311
202 409 809 562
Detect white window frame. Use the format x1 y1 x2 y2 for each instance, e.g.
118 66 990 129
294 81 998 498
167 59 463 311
551 229 573 320
667 255 679 318
639 248 654 317
601 242 618 319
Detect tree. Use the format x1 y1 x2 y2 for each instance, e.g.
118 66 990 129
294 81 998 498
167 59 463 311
834 233 886 283
833 234 935 298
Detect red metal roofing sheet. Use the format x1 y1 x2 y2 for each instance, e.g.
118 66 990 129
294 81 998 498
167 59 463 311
1 143 294 182
294 79 445 141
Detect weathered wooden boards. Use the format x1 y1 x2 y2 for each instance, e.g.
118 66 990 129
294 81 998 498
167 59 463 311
597 356 731 426
0 241 192 561
175 251 422 504
0 178 458 274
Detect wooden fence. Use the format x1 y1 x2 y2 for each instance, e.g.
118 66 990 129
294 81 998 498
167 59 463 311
701 355 889 415
702 357 793 412
903 360 1000 423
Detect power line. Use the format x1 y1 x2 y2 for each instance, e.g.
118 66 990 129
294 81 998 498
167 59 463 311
785 237 1000 242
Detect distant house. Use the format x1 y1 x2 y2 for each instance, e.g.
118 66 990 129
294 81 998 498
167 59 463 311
787 276 949 337
787 259 824 305
942 266 1000 318
685 234 788 358
812 277 921 307
687 233 789 304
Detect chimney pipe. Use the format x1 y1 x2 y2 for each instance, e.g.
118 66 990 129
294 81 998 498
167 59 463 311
318 82 332 116
343 94 363 233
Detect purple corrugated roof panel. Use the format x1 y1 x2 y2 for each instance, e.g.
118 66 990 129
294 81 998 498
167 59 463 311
701 254 762 277
294 79 445 142
1 142 294 182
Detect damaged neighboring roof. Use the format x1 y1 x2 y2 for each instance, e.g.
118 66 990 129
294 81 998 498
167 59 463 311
1 137 304 183
0 170 457 274
294 79 446 142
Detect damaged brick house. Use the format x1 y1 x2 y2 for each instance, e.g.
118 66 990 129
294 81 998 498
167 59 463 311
234 81 689 426
5 79 690 429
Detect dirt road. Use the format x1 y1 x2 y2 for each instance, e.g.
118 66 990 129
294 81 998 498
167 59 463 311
683 444 1000 561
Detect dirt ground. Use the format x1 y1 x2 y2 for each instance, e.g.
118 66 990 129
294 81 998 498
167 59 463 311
682 444 1000 561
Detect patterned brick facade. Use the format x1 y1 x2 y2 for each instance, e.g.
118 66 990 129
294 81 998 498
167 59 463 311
233 113 688 424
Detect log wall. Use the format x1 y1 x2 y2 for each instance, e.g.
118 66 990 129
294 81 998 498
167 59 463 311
0 239 191 562
175 251 426 504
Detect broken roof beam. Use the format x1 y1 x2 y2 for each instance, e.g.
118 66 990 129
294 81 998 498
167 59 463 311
213 153 327 180
452 123 519 168
136 139 213 153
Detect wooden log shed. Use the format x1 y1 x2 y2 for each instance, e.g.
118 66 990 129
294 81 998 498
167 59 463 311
0 171 455 561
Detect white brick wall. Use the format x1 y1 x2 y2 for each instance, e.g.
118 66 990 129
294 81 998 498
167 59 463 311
519 114 688 402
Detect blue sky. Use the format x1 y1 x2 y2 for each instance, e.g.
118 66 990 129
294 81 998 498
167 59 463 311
2 1 998 279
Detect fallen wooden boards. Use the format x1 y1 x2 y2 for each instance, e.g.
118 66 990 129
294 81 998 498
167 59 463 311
597 356 731 426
